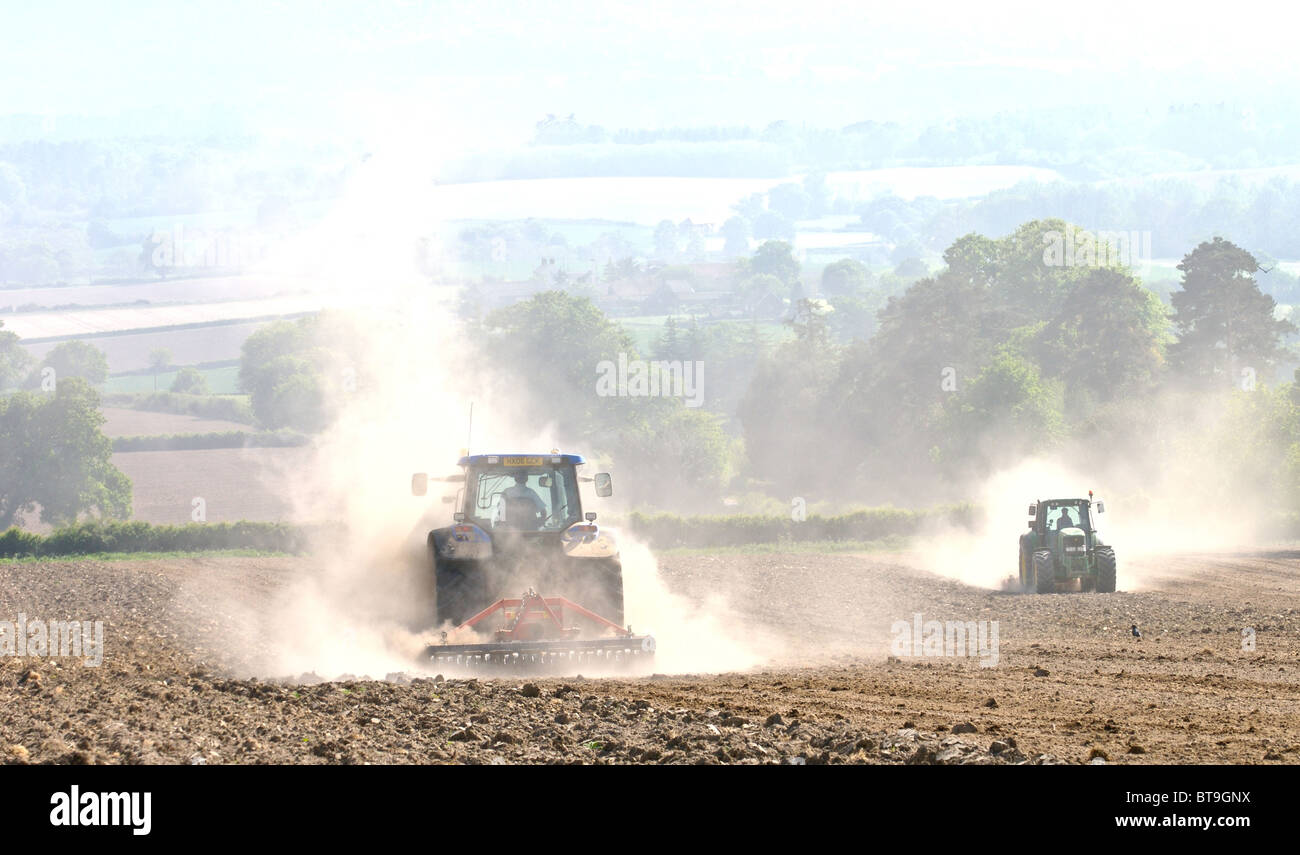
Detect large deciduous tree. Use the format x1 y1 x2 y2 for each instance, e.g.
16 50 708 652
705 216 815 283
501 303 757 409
0 378 131 528
0 319 32 390
1167 237 1295 384
38 340 109 386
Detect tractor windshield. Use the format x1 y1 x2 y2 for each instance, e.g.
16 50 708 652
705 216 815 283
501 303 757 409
467 465 581 532
1045 501 1093 531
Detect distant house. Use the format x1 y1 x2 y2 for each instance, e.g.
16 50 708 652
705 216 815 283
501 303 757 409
643 279 696 314
684 262 737 287
605 279 656 300
597 275 657 315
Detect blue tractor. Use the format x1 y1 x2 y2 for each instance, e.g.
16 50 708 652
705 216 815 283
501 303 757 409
411 453 653 669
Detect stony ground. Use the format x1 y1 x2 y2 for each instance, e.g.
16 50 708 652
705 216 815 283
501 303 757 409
1 549 1298 764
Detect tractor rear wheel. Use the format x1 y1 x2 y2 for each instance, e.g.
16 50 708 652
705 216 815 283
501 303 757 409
1095 547 1117 593
432 551 489 627
1033 549 1055 594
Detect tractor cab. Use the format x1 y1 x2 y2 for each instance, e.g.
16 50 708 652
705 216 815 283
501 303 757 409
456 454 609 535
1020 493 1115 593
412 453 614 553
1028 498 1099 535
410 451 631 645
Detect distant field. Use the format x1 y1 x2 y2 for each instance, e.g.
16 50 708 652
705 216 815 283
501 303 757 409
111 447 314 524
616 315 790 354
23 320 274 374
0 272 319 312
99 406 251 437
824 165 1062 200
104 365 241 395
430 166 1062 224
3 294 337 339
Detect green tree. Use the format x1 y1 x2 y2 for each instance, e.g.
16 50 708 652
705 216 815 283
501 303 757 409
170 366 210 395
829 222 1088 497
720 216 751 257
653 220 679 261
752 210 795 241
148 348 172 391
826 292 885 343
618 407 734 503
737 273 784 317
736 300 841 494
39 340 109 386
750 240 801 287
1167 237 1296 384
803 172 831 219
940 347 1064 475
0 378 132 527
238 315 359 431
0 319 32 390
1035 267 1167 412
767 182 811 221
486 291 638 441
821 258 871 296
656 316 684 361
484 292 736 506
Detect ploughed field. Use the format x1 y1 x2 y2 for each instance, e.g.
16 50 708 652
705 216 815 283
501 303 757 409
1 549 1297 765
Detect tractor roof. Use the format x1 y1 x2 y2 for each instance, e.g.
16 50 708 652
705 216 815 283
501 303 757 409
1037 497 1091 504
459 453 586 467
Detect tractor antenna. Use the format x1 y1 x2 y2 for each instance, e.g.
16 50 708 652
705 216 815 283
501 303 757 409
467 403 474 456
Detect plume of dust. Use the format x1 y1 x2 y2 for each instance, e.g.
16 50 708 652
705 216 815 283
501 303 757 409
615 536 783 673
214 103 766 679
914 401 1271 594
241 105 480 678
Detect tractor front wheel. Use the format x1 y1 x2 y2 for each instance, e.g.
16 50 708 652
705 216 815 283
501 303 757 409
1033 549 1055 594
1095 547 1117 593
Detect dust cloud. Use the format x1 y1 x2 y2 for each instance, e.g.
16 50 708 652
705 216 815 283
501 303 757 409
199 108 766 680
914 388 1276 593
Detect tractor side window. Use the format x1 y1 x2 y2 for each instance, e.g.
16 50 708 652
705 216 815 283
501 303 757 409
539 468 581 530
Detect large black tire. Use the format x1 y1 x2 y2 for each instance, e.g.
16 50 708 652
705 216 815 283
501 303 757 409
1033 549 1055 594
432 552 490 627
558 557 625 629
1095 547 1117 593
1018 544 1031 589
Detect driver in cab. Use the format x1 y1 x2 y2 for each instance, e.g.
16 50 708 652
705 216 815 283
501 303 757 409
499 473 547 529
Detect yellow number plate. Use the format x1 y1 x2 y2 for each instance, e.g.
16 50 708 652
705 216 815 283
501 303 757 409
503 456 544 466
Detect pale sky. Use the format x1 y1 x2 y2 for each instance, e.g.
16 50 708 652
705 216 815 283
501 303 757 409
2 0 1296 140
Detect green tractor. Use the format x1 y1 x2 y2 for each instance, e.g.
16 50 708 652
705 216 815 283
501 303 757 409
1018 493 1116 593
